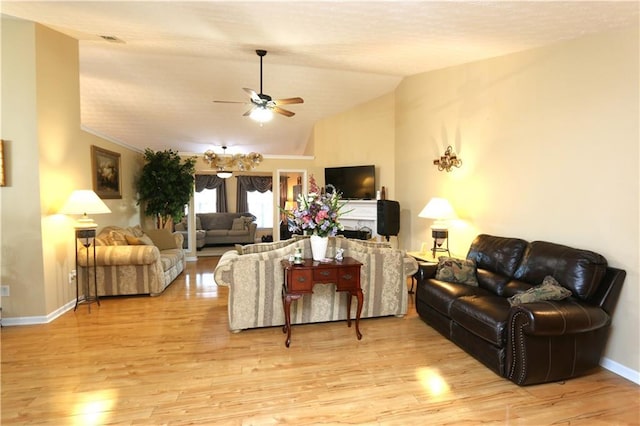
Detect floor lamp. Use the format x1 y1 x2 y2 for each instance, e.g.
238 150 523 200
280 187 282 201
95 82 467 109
418 197 457 259
60 190 111 312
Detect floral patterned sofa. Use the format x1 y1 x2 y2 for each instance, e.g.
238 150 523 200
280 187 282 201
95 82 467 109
213 236 419 332
77 225 185 296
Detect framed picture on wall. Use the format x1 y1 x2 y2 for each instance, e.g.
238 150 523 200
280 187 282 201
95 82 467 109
0 140 5 187
91 145 122 199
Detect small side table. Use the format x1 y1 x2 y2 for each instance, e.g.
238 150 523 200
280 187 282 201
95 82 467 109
74 228 100 312
407 251 438 294
281 257 363 347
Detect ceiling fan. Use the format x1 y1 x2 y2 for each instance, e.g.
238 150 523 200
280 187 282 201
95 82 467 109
214 49 304 123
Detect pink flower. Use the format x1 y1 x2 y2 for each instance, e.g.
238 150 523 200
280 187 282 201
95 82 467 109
316 210 328 221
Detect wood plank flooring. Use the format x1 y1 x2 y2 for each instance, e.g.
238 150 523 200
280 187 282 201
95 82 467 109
2 257 638 425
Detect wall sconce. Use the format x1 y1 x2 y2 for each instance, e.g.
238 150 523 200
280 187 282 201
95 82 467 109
433 145 462 172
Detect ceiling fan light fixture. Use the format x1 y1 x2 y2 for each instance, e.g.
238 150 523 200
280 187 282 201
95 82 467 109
249 106 273 123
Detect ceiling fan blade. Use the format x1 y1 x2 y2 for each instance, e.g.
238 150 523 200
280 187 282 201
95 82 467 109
273 106 295 117
274 97 304 105
243 88 261 103
213 100 248 104
243 107 255 117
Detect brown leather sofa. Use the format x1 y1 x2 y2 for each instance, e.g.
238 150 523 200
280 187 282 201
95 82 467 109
415 234 625 386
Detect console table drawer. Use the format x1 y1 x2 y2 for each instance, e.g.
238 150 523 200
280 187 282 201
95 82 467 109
337 267 360 290
313 268 337 282
288 269 313 292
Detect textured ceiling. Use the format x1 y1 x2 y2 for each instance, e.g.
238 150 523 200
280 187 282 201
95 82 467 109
2 1 638 156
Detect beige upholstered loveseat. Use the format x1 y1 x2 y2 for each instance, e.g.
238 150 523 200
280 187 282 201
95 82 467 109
213 236 419 332
77 225 185 296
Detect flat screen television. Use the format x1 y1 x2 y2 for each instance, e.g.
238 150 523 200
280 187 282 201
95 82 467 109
324 165 376 200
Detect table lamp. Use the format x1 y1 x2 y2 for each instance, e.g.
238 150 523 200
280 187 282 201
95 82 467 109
418 197 457 259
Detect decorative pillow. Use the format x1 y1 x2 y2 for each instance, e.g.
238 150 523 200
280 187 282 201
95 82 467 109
109 230 129 246
128 225 145 238
144 229 177 250
508 275 572 306
435 256 479 286
94 234 113 246
242 216 255 226
125 234 154 245
231 217 246 231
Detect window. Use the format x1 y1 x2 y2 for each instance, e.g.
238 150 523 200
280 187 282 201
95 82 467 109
247 190 273 228
194 188 217 213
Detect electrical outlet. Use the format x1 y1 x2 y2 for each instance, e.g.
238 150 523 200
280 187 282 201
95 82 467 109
68 270 77 284
0 285 9 297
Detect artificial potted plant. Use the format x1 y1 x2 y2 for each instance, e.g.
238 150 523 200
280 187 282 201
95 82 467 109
136 149 196 229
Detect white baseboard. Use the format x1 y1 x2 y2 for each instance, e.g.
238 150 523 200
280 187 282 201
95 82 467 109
600 357 640 385
1 300 75 326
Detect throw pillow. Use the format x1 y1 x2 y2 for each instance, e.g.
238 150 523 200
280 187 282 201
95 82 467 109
231 217 246 231
94 234 112 246
128 225 145 237
435 256 479 286
508 275 572 306
109 230 129 246
125 234 154 245
144 229 177 250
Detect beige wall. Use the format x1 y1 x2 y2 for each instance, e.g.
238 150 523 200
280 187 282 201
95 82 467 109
313 92 396 198
1 17 46 317
1 18 143 319
395 27 639 374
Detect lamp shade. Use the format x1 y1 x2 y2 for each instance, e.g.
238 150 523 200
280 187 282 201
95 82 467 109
418 197 457 220
60 190 111 228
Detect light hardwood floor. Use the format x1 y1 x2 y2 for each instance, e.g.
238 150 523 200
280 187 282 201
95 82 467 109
2 257 638 425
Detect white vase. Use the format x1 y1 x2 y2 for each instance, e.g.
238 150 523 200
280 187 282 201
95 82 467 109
310 235 329 261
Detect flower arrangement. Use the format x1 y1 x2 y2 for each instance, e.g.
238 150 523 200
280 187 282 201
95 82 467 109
286 175 349 238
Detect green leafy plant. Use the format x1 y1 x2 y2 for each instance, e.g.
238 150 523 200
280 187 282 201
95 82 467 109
136 149 196 229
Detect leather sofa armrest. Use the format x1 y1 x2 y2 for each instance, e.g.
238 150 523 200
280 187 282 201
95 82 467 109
507 300 611 385
416 262 438 281
509 301 610 336
78 245 160 266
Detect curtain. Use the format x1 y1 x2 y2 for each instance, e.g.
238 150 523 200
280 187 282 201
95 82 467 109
279 176 289 209
194 174 227 212
236 175 272 212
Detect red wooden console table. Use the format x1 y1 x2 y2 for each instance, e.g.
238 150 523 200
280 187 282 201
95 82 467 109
281 257 363 347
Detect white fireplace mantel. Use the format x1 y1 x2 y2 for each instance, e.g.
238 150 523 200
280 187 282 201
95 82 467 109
339 200 378 238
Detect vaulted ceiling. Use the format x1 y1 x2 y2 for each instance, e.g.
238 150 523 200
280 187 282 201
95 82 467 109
2 1 637 156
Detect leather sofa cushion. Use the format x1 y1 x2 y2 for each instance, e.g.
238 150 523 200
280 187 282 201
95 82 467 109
514 241 607 300
450 295 511 346
476 269 512 295
467 234 528 278
419 279 490 317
